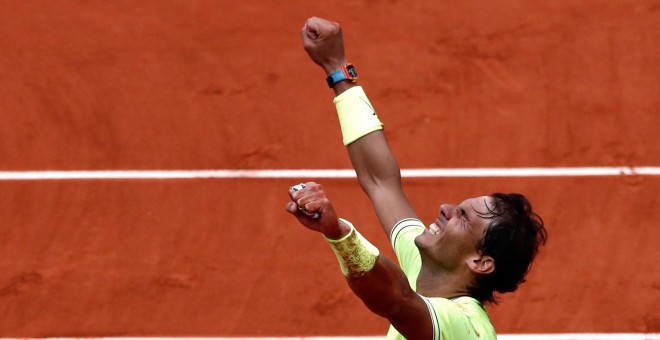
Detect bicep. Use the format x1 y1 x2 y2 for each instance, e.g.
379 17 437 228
368 186 418 237
388 296 437 340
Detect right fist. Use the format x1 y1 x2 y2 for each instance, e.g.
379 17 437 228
300 17 348 74
286 182 347 239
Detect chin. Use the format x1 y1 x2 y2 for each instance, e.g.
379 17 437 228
413 234 427 249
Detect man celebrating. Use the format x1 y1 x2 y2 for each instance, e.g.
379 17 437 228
286 17 547 339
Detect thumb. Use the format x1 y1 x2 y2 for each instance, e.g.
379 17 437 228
285 201 314 219
303 23 319 40
285 201 299 215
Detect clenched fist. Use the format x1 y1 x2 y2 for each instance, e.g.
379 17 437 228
286 182 350 240
301 17 348 75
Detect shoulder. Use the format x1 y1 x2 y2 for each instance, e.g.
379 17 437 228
388 218 425 286
390 218 425 246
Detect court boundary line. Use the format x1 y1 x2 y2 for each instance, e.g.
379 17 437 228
0 166 658 180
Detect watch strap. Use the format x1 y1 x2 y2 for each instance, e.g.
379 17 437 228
326 63 357 87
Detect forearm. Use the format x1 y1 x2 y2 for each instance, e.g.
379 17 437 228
347 256 417 318
347 130 402 194
330 79 356 97
301 16 401 196
302 17 416 232
326 220 414 315
330 82 401 192
326 219 429 338
332 84 415 228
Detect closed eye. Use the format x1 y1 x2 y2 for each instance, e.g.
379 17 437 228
459 206 471 227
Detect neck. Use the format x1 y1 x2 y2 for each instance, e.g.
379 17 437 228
416 262 473 299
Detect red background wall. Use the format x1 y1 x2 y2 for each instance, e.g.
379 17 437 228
0 1 658 337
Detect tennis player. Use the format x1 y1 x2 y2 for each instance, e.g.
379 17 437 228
286 16 547 340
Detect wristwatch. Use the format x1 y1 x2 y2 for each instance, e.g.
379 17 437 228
326 63 358 87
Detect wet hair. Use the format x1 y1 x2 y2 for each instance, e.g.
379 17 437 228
468 193 547 304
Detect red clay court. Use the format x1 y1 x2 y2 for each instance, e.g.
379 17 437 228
0 1 658 338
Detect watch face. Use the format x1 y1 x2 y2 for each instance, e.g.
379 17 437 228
346 65 358 78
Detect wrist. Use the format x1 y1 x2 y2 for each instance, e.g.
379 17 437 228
323 219 352 240
322 58 348 75
325 63 358 88
325 218 380 278
333 86 383 145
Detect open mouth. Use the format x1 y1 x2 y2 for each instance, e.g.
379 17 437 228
428 221 442 235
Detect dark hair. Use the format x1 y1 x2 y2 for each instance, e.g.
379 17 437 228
468 193 547 304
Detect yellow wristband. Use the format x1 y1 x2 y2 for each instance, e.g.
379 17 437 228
333 86 384 145
325 218 380 277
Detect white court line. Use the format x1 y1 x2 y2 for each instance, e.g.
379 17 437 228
6 335 659 340
0 167 658 180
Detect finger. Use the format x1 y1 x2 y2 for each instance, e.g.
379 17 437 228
302 197 328 216
291 183 307 192
289 182 320 198
300 25 310 40
293 194 322 219
306 29 319 40
287 201 320 220
289 182 307 200
285 201 298 215
301 20 319 42
299 207 321 219
294 183 323 207
295 188 321 208
303 23 319 40
301 182 320 193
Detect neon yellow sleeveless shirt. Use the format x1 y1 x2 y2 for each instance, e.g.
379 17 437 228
386 218 497 340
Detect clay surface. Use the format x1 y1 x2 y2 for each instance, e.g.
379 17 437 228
0 1 658 336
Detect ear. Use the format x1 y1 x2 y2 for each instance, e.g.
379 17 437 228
468 255 495 275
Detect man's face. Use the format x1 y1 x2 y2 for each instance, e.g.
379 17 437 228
415 196 494 271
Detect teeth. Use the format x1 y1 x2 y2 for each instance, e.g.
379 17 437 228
429 223 441 235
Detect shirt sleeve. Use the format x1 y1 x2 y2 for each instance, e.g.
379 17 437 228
388 219 497 340
387 296 496 340
389 218 425 278
425 297 497 340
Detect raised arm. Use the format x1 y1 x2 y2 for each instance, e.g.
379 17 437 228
301 17 417 236
285 183 433 339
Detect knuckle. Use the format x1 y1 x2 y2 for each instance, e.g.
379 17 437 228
306 183 321 192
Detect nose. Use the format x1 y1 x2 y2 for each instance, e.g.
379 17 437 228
440 204 455 220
